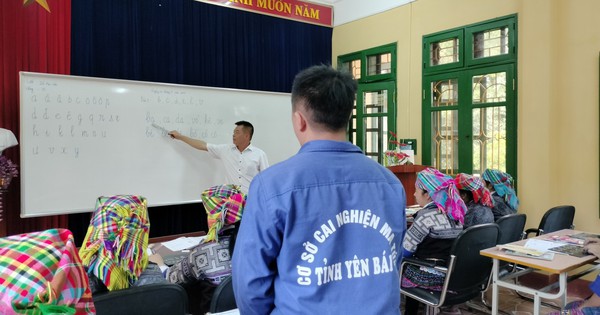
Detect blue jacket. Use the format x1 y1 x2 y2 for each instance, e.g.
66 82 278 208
232 140 407 314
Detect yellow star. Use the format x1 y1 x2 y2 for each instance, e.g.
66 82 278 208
23 0 51 13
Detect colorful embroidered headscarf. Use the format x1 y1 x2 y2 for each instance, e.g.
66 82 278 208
454 173 494 207
79 195 150 291
201 184 246 243
0 228 95 315
415 168 466 224
481 169 519 210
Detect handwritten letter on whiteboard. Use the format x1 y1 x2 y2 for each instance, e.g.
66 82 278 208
20 72 298 217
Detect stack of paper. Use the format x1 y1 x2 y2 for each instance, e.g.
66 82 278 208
405 208 420 216
498 243 555 261
161 236 206 251
207 309 239 315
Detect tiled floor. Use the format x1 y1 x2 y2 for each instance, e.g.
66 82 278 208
401 276 593 314
458 287 561 314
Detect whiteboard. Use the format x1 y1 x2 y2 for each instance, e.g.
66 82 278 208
19 72 299 217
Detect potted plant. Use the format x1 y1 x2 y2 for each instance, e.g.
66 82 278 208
384 131 413 167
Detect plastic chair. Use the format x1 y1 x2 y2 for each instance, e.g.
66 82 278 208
209 276 237 313
524 205 575 238
400 223 500 314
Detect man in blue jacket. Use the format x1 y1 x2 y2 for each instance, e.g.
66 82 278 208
232 65 407 314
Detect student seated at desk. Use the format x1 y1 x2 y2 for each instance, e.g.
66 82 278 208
481 168 519 220
550 238 600 315
166 184 244 287
454 173 495 228
79 195 166 294
401 168 466 315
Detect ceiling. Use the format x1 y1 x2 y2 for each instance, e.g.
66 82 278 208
310 0 415 26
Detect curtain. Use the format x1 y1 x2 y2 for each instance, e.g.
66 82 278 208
71 0 332 92
1 0 331 239
68 0 331 242
0 0 71 237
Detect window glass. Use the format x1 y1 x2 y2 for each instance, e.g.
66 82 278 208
342 59 362 80
431 110 459 175
430 38 460 66
363 90 389 114
431 79 458 107
472 72 506 104
473 27 509 59
472 106 507 174
367 53 392 76
364 116 388 162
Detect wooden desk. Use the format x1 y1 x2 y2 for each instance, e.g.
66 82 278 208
387 164 428 205
480 229 600 315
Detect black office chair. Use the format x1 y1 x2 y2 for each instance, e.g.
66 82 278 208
209 276 237 313
524 205 575 238
93 283 190 315
400 223 500 315
469 214 527 312
497 213 527 245
496 213 528 276
518 206 576 309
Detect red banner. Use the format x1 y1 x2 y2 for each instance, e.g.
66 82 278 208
196 0 333 27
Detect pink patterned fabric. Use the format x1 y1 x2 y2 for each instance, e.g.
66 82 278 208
415 167 466 224
0 228 95 314
454 173 494 207
201 185 246 243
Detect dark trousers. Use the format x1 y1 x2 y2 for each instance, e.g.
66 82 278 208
404 296 421 315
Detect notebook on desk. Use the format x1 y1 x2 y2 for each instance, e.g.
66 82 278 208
498 244 555 260
548 244 588 258
570 232 600 240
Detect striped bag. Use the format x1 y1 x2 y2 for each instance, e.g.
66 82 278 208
0 228 95 314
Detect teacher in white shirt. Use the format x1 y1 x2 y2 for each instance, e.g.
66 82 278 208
169 120 269 194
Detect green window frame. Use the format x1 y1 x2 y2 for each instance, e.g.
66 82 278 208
423 29 464 73
465 18 517 67
355 82 396 162
422 15 517 178
339 43 397 163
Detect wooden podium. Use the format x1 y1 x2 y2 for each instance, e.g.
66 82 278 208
387 164 429 206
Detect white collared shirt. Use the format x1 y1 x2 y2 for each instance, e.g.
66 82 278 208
207 143 269 194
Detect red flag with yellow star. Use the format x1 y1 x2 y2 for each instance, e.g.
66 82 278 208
23 0 51 12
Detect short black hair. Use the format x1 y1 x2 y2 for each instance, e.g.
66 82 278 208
291 65 357 131
459 189 474 202
235 121 254 139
